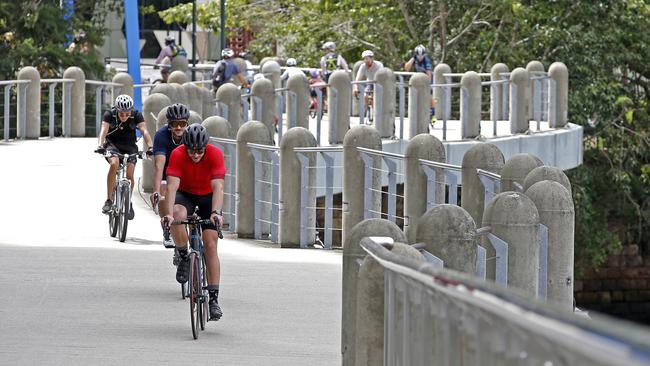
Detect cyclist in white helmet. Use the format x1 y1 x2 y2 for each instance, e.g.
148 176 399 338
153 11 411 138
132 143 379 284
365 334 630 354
319 41 349 82
212 48 249 92
281 57 305 82
353 50 383 109
405 44 436 121
97 95 154 218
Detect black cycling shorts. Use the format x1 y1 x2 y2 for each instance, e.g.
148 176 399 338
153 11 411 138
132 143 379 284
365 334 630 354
105 142 138 164
174 190 217 231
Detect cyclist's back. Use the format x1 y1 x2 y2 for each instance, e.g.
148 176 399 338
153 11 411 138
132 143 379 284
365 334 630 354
319 41 348 82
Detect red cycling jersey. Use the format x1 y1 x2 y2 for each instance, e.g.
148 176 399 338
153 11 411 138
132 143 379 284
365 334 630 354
166 144 226 195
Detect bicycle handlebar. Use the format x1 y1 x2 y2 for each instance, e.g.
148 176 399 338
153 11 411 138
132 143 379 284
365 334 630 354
164 216 224 239
95 149 149 159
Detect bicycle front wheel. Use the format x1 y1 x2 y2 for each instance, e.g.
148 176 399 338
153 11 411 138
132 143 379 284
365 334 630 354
109 188 119 237
189 252 200 339
200 257 208 330
118 183 130 242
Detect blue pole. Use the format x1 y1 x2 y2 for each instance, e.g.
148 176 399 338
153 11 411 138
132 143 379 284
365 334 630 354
63 0 74 47
124 0 142 112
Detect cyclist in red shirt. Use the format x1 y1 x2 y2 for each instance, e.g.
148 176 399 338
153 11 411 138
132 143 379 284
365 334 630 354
163 123 226 320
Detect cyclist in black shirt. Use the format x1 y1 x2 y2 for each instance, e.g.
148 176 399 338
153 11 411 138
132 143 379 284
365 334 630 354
97 94 154 218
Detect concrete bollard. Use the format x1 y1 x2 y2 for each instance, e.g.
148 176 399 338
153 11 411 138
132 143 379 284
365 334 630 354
141 93 171 192
374 67 396 138
416 204 477 273
523 165 572 195
490 63 509 121
156 107 169 129
342 126 382 245
150 83 176 104
170 83 188 106
548 62 568 128
64 66 86 137
510 67 531 134
202 88 215 117
236 121 272 238
232 58 247 87
482 192 540 295
526 61 545 121
261 60 281 90
279 127 317 247
501 153 544 192
112 72 133 97
351 61 363 117
408 73 430 138
170 56 189 73
286 73 310 129
355 241 423 366
17 66 40 139
461 143 504 227
434 63 451 120
216 83 242 136
329 70 352 144
525 180 574 310
202 116 232 138
168 70 189 85
182 82 202 117
460 71 481 139
342 219 407 366
251 78 276 141
404 134 446 243
189 110 202 125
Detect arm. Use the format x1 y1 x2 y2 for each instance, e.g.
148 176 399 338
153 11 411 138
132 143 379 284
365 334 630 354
165 175 180 219
98 121 110 146
237 72 248 87
137 122 154 148
152 155 166 195
210 178 225 226
339 56 349 72
404 57 414 72
154 46 172 65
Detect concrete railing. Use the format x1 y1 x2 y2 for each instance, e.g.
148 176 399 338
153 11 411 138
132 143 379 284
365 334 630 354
352 237 650 366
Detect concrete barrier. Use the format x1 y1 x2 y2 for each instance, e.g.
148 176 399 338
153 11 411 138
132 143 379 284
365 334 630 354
202 87 215 118
342 126 382 244
510 67 531 134
168 70 189 84
156 107 168 129
404 134 445 243
375 68 395 138
526 61 545 121
461 71 481 138
170 83 188 106
461 143 504 227
501 153 543 192
17 66 40 139
482 191 540 295
188 110 202 125
251 77 276 141
232 58 247 87
236 121 272 238
65 66 86 137
408 73 430 138
261 60 281 90
329 70 352 144
280 127 317 247
490 63 509 121
202 116 232 138
548 62 568 128
150 83 176 103
351 60 363 117
355 241 423 366
216 83 242 136
112 71 133 97
141 93 171 192
523 165 572 195
434 63 451 120
182 82 202 117
525 180 574 310
342 219 406 366
286 73 310 129
170 55 189 73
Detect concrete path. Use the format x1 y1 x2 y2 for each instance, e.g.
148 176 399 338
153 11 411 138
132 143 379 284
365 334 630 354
0 137 341 365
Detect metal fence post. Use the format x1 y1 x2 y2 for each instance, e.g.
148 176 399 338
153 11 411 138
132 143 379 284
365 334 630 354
271 151 280 243
297 153 310 248
17 83 27 139
538 223 549 300
250 148 264 240
358 82 366 125
441 85 447 141
399 75 405 140
3 84 10 141
385 157 398 222
316 88 323 145
241 95 250 123
445 170 459 205
323 151 334 249
486 232 509 286
422 165 438 210
491 83 498 136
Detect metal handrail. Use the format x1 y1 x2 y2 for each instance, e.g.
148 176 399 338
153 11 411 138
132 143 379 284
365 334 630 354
0 80 31 86
418 159 462 171
247 142 279 151
86 80 122 87
294 146 343 153
356 146 404 160
476 168 501 180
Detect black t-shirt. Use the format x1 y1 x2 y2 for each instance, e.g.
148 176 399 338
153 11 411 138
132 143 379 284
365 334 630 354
102 108 144 153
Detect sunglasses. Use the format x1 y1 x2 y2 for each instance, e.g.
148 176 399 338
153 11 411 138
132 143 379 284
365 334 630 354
170 120 188 128
187 148 205 155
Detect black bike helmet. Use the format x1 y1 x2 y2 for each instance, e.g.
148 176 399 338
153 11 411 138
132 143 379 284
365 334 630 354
166 103 190 122
182 123 209 150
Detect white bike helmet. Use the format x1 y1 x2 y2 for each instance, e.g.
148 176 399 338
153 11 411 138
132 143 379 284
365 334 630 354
361 50 374 58
114 94 133 112
286 58 297 66
414 44 426 56
322 41 336 51
221 48 235 58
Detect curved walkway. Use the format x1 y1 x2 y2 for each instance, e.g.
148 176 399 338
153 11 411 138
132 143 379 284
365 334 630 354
0 138 341 365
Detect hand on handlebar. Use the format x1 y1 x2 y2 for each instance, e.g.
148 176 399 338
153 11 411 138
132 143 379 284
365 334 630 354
146 147 154 157
162 215 174 229
95 146 106 154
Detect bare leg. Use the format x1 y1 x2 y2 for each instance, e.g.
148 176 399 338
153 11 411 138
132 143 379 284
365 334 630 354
203 230 220 285
106 157 119 200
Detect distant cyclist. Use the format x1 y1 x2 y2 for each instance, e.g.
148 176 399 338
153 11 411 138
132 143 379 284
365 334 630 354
163 124 226 320
405 44 436 119
281 58 305 82
353 50 383 108
319 41 349 82
154 36 187 68
212 48 249 92
152 103 189 247
97 95 154 218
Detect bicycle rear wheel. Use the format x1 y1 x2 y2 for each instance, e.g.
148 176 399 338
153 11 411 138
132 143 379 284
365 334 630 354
189 252 200 339
109 188 119 237
118 183 130 242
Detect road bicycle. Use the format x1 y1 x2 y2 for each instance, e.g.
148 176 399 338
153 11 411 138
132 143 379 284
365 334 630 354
165 208 223 339
96 150 147 242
